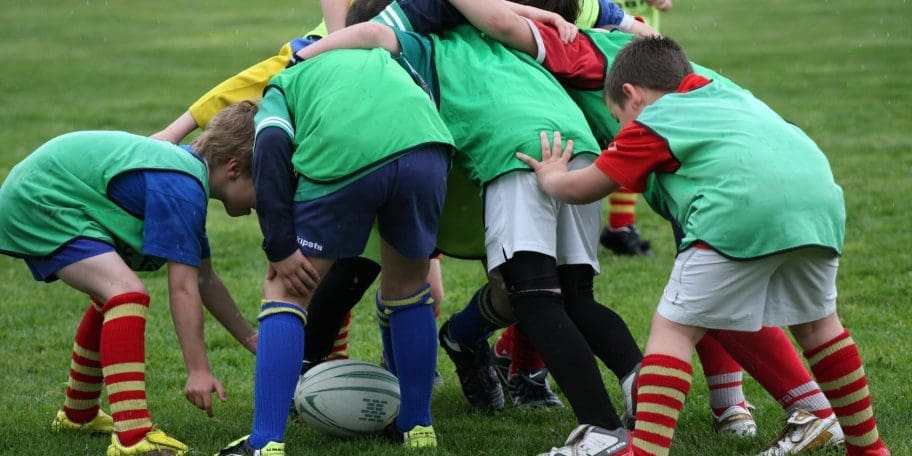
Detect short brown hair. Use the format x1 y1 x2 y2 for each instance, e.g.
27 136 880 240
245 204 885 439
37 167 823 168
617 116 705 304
192 100 257 177
605 36 694 107
346 0 394 25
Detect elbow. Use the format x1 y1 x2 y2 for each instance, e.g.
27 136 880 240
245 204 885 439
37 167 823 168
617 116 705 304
485 13 524 43
358 22 394 47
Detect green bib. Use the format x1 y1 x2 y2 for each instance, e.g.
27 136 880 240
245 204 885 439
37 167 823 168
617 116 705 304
569 30 745 146
268 48 453 185
432 25 600 186
637 82 845 258
0 131 209 270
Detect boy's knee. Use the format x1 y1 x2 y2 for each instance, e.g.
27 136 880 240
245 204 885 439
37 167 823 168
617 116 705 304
498 252 560 295
258 300 308 325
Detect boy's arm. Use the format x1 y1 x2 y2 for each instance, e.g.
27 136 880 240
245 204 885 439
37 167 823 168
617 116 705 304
448 0 537 56
321 0 351 33
167 261 226 417
516 132 619 204
151 111 197 144
295 22 402 61
197 258 257 353
253 127 319 297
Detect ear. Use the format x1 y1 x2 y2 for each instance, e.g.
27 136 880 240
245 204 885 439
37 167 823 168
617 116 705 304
622 83 644 109
226 158 241 179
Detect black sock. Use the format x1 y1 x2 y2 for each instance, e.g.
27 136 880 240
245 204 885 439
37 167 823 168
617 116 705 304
304 257 381 361
511 290 622 429
559 265 643 379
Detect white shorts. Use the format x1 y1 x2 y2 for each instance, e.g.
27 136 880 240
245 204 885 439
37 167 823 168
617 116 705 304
657 247 839 331
483 156 601 274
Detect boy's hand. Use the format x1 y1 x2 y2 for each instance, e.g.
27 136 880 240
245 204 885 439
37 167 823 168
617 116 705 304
288 37 317 67
627 19 660 37
269 250 320 297
184 370 227 417
537 12 578 43
243 331 258 354
648 0 672 11
515 131 574 189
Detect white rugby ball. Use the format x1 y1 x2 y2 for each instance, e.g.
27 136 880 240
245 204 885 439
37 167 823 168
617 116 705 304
293 359 400 438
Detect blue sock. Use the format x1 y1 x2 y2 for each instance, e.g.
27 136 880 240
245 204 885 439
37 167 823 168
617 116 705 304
381 286 437 431
249 302 306 448
446 284 507 346
375 296 397 376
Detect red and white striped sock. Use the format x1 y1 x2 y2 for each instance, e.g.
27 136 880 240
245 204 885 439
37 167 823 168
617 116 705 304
696 335 746 415
711 327 835 419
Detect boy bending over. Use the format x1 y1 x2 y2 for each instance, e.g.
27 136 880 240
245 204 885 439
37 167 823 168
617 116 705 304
0 104 260 456
519 36 890 456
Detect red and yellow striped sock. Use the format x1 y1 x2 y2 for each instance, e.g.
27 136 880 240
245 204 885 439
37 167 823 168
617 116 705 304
805 330 889 455
100 292 153 447
608 189 637 229
63 299 105 423
327 311 351 360
632 354 693 456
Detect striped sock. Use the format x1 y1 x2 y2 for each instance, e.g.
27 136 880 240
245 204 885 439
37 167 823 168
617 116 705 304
447 284 512 346
249 301 307 448
376 296 396 375
632 354 693 456
695 335 745 415
781 381 833 418
711 327 835 418
327 311 351 360
100 292 153 447
805 330 888 455
63 299 105 423
608 190 637 229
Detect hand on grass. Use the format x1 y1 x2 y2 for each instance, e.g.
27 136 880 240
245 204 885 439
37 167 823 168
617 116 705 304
184 370 226 417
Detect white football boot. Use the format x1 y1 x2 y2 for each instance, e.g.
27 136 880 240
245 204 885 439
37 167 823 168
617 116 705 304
713 403 758 437
757 409 844 455
539 425 632 456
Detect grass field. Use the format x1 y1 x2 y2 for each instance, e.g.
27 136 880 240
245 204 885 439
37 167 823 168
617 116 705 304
1 0 910 454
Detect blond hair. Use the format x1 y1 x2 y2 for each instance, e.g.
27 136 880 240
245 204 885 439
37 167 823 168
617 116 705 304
192 100 258 177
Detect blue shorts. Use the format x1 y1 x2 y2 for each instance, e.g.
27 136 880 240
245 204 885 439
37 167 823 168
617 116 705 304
293 145 449 260
23 238 114 282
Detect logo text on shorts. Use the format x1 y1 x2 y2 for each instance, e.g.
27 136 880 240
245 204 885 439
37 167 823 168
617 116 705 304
297 236 324 252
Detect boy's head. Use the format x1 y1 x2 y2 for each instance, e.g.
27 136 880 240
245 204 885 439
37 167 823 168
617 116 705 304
192 100 258 216
513 0 580 24
604 36 693 125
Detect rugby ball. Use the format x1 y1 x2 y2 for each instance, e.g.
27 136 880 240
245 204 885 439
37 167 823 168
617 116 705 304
293 359 400 438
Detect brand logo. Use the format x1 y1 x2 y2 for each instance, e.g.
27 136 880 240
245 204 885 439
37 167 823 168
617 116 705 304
297 236 324 252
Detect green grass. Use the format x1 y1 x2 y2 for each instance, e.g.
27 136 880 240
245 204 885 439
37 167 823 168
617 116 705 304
1 0 910 454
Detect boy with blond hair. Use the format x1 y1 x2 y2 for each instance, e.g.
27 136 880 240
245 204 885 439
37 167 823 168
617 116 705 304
0 102 261 455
